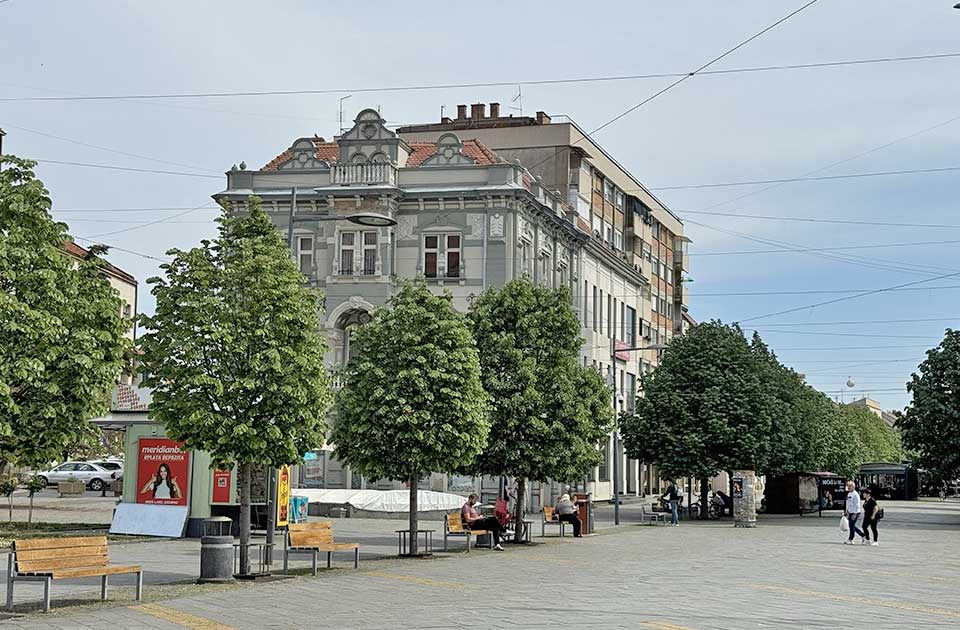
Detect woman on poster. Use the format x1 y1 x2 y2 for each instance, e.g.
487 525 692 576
139 462 182 500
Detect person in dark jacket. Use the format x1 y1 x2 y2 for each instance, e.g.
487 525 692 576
661 480 681 526
861 488 880 546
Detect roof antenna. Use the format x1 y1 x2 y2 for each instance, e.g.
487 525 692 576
510 85 523 117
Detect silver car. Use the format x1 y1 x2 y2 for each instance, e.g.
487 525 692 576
38 462 113 492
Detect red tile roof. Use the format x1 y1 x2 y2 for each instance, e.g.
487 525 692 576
63 240 137 285
262 137 498 170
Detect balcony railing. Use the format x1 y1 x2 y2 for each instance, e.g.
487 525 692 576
331 162 397 186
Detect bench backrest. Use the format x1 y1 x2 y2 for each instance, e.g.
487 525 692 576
446 512 467 533
288 521 334 547
12 536 109 574
543 506 556 521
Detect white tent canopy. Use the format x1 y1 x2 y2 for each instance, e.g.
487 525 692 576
293 488 466 513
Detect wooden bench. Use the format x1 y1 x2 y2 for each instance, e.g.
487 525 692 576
283 521 359 576
541 506 571 537
444 512 492 552
6 536 142 612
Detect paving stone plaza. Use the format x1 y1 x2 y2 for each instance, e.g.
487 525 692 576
2 500 959 629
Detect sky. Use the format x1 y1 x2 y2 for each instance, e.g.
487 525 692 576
2 0 959 411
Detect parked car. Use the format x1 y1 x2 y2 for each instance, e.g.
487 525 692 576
37 462 114 492
89 460 123 477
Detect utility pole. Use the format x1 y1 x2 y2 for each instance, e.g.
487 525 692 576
0 128 6 172
610 301 620 526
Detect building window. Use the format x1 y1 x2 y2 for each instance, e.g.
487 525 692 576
297 236 314 274
665 265 674 284
614 230 623 251
339 232 354 275
607 294 612 338
340 231 377 276
626 372 636 412
599 438 610 481
604 180 615 203
599 289 605 335
625 305 635 346
651 220 660 240
122 303 132 319
539 252 551 284
604 222 613 244
362 231 377 276
592 285 598 332
424 233 462 279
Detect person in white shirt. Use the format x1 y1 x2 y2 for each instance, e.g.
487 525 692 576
843 480 866 545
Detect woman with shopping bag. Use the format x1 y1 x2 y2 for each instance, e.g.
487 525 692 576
843 480 867 545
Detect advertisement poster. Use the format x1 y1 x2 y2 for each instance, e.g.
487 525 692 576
276 466 291 528
732 476 744 499
818 477 847 512
212 469 232 504
137 438 190 506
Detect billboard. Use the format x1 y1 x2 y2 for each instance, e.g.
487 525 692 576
276 466 291 528
212 469 232 504
136 438 190 506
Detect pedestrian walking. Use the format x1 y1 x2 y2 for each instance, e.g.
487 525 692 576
661 480 681 527
843 481 866 545
861 488 881 546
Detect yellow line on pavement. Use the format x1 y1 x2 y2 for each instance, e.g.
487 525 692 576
797 561 960 584
748 584 960 618
135 603 235 629
366 571 468 590
640 622 694 630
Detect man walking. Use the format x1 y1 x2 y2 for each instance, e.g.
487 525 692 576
844 480 866 545
661 480 681 527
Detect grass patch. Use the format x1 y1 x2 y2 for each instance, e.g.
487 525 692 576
0 521 111 548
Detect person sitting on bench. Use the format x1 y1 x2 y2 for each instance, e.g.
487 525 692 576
462 494 504 550
555 494 582 537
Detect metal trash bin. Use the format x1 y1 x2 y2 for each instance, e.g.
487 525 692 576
199 516 235 583
574 493 594 535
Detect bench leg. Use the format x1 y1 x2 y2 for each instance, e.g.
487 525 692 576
6 554 14 612
100 575 108 601
465 534 471 553
42 577 51 613
327 551 331 570
136 571 143 602
542 520 545 537
354 548 359 569
443 530 448 552
283 549 289 574
311 550 318 577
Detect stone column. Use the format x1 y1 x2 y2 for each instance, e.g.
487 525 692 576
733 470 757 528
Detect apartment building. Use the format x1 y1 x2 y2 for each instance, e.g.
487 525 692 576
398 104 691 499
214 105 690 503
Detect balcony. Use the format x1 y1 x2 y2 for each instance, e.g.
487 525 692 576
331 162 397 186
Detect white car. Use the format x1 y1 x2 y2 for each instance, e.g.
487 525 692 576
38 462 114 492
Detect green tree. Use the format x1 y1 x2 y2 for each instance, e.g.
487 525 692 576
898 329 960 479
467 279 613 540
332 281 488 555
622 321 776 512
0 156 128 470
841 405 901 464
139 197 331 575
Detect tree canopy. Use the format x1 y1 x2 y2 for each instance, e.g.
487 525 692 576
139 197 331 573
898 329 960 479
0 156 129 468
622 321 776 482
467 279 613 485
332 280 488 553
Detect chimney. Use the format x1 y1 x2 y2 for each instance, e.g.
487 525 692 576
471 103 485 120
535 111 551 125
489 102 500 118
456 104 468 120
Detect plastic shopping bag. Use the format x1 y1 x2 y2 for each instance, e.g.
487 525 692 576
839 515 849 533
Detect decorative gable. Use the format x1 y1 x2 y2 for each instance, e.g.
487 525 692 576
337 108 409 166
418 133 477 167
276 138 332 171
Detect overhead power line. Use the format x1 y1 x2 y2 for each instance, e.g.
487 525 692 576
687 111 960 214
751 329 940 339
752 317 959 327
694 285 960 297
678 209 960 230
5 50 957 103
80 203 215 239
650 165 960 191
34 159 222 179
692 239 960 256
735 269 960 324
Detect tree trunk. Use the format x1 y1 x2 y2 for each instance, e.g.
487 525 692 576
699 477 709 520
513 478 527 543
238 462 252 576
8 495 12 522
408 475 419 556
28 493 34 528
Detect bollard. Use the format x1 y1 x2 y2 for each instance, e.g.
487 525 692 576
199 516 235 583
